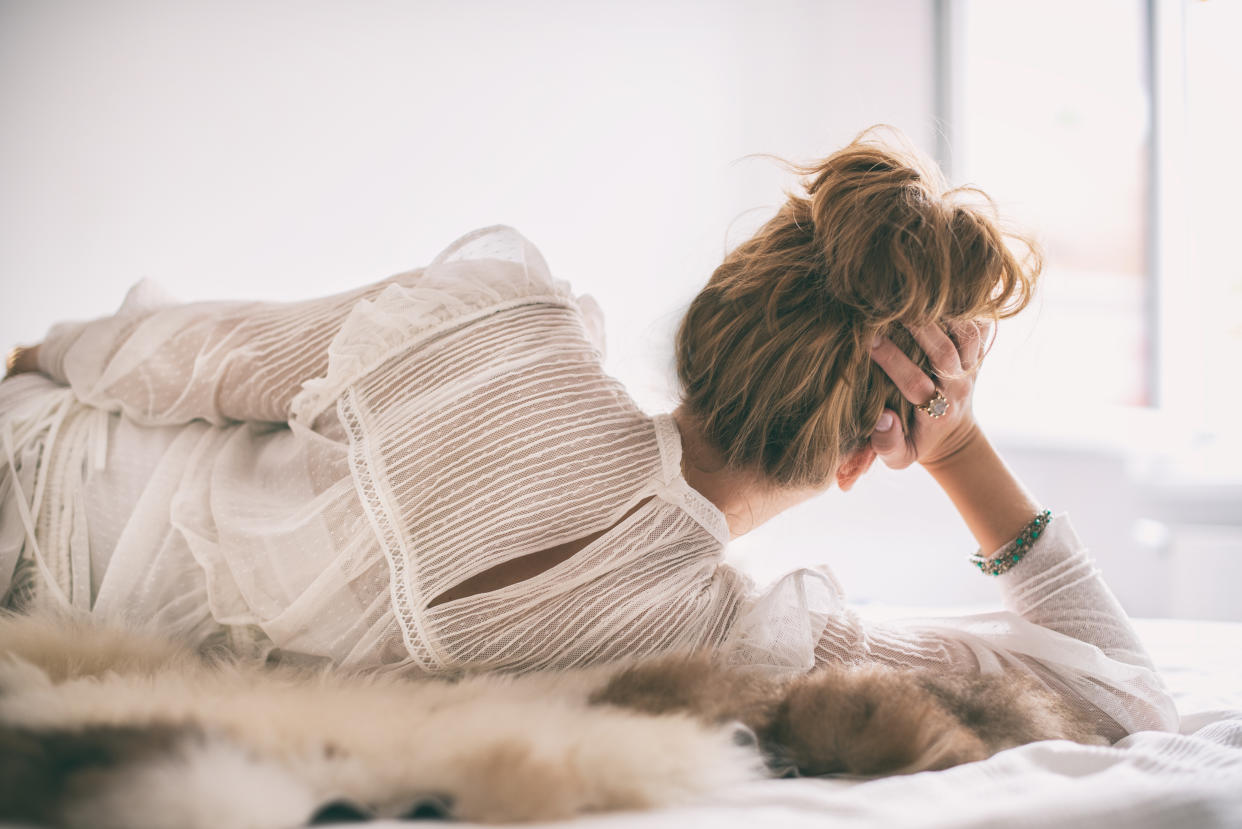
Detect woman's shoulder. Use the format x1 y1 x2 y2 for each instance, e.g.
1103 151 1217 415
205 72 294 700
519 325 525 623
410 224 562 302
428 224 548 270
291 226 606 425
427 225 606 350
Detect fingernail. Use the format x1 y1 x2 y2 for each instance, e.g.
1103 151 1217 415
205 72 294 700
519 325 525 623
875 412 894 432
870 334 882 349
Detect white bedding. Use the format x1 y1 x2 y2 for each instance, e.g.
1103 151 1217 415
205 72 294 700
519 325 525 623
365 617 1242 829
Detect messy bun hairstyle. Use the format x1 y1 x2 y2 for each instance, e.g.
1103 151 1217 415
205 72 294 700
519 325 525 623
675 130 1041 488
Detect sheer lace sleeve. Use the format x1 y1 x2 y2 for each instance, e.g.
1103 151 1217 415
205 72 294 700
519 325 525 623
718 513 1178 741
36 226 592 427
38 277 412 426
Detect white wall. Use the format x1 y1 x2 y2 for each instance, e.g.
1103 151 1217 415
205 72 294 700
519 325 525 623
11 1 1229 620
0 0 936 414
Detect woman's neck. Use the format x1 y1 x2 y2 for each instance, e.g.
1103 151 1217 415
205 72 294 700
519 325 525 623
671 406 824 539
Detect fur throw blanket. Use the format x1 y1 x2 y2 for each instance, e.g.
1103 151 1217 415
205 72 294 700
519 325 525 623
0 613 1108 827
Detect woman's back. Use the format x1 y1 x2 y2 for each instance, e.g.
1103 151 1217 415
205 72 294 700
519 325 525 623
1 226 743 673
1 187 1178 740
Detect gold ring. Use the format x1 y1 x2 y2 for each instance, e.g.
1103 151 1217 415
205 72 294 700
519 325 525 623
916 388 949 418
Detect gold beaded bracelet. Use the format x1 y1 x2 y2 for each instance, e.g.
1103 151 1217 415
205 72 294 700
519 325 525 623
968 509 1052 576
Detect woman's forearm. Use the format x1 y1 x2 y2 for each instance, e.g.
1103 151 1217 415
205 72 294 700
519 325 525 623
23 277 400 425
868 322 1042 554
922 428 1041 554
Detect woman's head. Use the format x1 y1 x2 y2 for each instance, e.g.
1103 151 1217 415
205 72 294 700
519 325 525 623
675 129 1041 489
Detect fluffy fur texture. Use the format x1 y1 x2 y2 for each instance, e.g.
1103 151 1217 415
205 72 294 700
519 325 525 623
595 654 1108 777
0 613 1107 827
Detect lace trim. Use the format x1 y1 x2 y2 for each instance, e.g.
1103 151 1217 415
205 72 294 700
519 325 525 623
339 387 447 672
651 413 730 545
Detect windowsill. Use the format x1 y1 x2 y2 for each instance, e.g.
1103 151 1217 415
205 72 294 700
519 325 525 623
982 400 1242 525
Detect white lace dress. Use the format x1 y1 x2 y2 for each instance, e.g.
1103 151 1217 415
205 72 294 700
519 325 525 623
0 226 1176 741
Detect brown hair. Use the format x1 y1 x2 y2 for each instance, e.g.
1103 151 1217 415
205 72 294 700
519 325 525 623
675 129 1041 488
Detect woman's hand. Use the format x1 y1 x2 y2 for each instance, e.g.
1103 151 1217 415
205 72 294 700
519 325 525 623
4 344 42 380
868 321 987 470
867 321 1042 553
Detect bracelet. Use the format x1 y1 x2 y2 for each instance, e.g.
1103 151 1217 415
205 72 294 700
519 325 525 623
968 509 1052 576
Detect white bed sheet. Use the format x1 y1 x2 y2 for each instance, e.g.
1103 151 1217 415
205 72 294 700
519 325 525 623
364 617 1242 829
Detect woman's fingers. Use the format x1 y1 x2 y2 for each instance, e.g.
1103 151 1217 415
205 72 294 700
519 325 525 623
4 344 41 379
870 409 916 469
975 321 994 368
951 320 984 372
870 336 937 406
905 321 963 378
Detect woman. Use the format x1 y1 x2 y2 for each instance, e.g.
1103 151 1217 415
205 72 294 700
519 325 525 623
0 134 1175 743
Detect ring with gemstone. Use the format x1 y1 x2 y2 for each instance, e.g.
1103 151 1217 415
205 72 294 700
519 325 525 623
916 388 950 418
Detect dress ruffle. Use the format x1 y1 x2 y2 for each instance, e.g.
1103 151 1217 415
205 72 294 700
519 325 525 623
722 565 846 674
290 225 605 426
722 514 1178 735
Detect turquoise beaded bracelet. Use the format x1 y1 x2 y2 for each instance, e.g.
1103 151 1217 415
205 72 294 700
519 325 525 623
969 509 1052 576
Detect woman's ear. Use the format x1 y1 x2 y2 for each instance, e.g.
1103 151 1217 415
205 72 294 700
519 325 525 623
835 446 877 492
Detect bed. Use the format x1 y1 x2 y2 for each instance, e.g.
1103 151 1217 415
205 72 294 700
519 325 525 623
355 616 1242 829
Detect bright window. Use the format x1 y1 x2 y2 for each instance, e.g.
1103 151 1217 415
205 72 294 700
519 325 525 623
1181 0 1242 435
948 0 1152 414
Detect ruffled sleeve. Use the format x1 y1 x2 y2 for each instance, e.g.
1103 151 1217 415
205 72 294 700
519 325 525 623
289 225 602 426
718 565 846 674
716 513 1178 740
35 226 600 428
